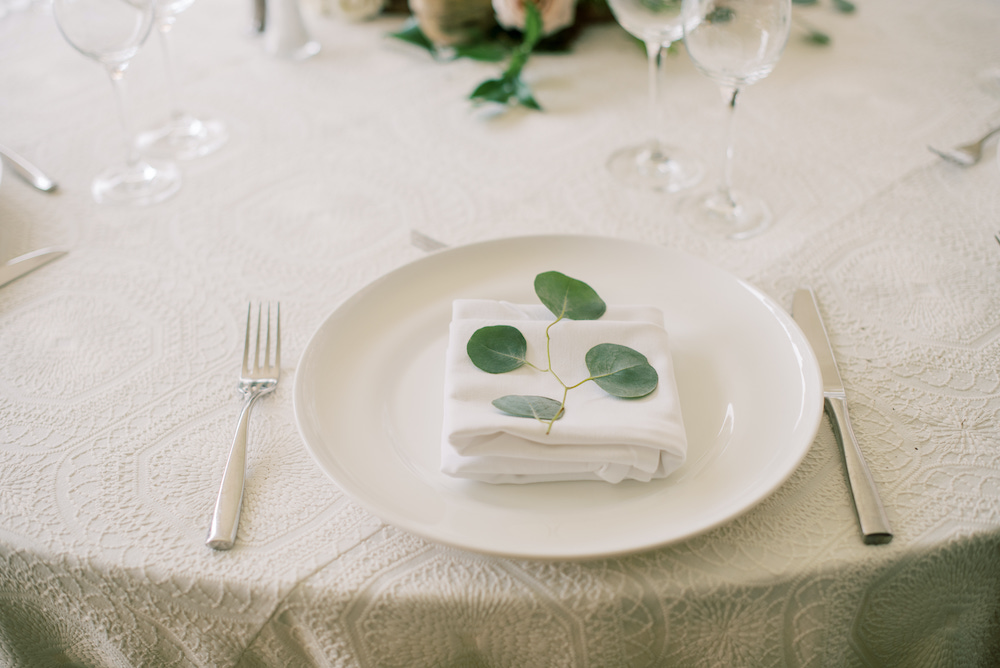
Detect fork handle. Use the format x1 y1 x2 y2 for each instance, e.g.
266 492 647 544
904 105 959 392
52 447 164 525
206 393 261 550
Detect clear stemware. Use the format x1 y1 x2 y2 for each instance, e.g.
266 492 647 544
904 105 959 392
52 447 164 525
681 0 791 238
606 0 704 192
53 0 181 205
136 0 228 160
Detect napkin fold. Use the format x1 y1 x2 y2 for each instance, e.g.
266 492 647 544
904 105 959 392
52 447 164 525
441 300 687 484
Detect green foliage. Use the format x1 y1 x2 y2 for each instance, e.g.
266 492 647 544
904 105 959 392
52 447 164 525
454 42 509 63
792 0 859 45
467 325 529 373
804 29 831 45
585 344 658 398
492 395 565 420
534 271 607 321
705 6 734 23
469 1 545 110
389 18 436 52
466 272 658 433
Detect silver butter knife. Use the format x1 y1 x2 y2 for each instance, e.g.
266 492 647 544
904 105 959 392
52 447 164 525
793 287 893 545
0 248 67 288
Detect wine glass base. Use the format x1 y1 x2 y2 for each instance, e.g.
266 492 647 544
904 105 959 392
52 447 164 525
137 114 228 160
607 143 704 193
684 190 772 240
92 159 181 206
265 39 321 61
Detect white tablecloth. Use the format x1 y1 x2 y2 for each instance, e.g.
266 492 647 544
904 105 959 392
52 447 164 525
2 0 999 665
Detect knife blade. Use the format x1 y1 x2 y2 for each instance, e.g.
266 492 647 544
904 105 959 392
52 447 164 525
0 248 67 288
793 287 892 545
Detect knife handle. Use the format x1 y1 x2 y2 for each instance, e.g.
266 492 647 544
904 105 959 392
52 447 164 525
825 396 893 544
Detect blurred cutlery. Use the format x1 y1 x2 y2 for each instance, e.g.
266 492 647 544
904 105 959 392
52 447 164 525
0 144 58 192
928 125 1000 166
409 229 448 253
0 248 67 288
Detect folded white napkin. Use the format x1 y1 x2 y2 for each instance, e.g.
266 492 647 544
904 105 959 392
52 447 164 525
441 299 687 484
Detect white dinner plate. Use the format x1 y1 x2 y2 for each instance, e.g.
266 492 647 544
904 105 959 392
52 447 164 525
293 235 823 560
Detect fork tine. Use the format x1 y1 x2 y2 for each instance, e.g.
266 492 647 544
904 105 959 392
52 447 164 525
275 303 280 371
264 304 272 369
242 303 252 375
254 303 262 373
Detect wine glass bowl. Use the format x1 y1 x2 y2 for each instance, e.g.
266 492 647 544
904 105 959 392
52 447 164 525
685 1 789 84
606 0 704 192
608 0 686 45
682 0 790 238
135 0 228 160
53 0 181 205
54 13 148 66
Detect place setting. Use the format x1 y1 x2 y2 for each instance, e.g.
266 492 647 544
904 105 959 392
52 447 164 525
291 234 827 559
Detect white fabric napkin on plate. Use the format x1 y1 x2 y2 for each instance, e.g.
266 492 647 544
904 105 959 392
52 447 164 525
441 299 687 484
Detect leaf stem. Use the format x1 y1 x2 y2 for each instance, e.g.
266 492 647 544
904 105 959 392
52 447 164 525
564 376 595 390
546 387 569 434
544 317 564 384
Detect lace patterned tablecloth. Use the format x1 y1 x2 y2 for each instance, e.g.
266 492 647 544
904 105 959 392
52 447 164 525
1 0 999 665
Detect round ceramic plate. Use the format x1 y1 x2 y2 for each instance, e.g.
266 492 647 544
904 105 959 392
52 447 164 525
293 235 822 559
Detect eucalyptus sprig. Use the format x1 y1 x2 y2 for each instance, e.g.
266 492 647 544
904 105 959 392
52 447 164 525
467 271 658 434
388 2 553 111
469 1 544 110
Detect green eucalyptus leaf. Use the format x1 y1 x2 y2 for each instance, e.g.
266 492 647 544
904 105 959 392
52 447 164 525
454 42 510 62
389 20 436 54
705 5 734 23
492 395 565 420
467 325 528 373
514 76 542 110
832 0 855 12
805 29 830 45
585 343 659 398
534 271 607 320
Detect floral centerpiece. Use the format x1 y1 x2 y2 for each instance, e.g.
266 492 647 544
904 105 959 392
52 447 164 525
331 0 853 111
389 0 614 109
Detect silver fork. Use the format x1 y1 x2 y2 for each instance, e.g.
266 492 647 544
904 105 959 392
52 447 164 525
928 125 1000 166
206 303 281 550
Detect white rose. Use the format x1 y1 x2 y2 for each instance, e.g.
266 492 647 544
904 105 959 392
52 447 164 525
492 0 578 36
333 0 386 21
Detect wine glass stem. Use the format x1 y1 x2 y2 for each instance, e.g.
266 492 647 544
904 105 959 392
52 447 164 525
158 16 183 120
718 85 740 207
107 64 141 168
645 40 664 156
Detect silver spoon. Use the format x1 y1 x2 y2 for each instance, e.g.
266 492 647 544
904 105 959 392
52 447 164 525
0 144 58 192
929 125 1000 166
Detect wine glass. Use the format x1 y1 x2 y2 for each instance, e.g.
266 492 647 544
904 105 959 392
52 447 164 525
606 0 704 192
136 0 228 160
53 0 181 205
681 0 791 239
